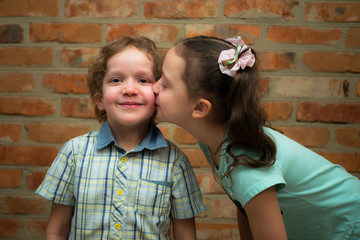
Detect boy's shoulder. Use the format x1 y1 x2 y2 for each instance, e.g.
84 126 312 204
157 138 190 165
161 138 182 153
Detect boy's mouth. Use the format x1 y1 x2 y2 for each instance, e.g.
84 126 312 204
119 101 142 108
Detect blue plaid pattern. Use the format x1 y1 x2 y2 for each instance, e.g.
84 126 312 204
36 122 206 239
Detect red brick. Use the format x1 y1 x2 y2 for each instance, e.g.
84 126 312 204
0 196 48 214
268 26 341 44
320 152 360 172
106 24 179 43
346 28 360 47
258 52 296 71
31 23 101 43
335 128 360 148
0 96 54 116
0 24 23 43
0 73 34 92
26 123 89 143
262 102 293 121
197 174 224 194
297 102 360 123
43 73 88 93
26 219 48 236
224 0 298 19
145 0 217 19
259 77 270 97
275 126 329 147
303 52 360 73
65 0 136 17
182 148 209 168
0 169 22 188
61 47 99 68
211 199 237 218
274 77 348 98
305 3 360 22
0 123 22 142
357 80 360 96
196 222 240 240
0 218 23 237
185 24 260 44
61 97 96 118
0 145 57 166
26 171 46 190
0 48 53 66
174 127 197 144
0 0 58 16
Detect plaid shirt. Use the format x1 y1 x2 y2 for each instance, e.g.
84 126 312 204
36 121 206 239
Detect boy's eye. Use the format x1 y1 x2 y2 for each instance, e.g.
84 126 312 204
139 78 154 84
111 78 122 83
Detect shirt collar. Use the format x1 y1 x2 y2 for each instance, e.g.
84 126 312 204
96 121 168 151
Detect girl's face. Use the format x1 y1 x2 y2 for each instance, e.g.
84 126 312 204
96 47 156 128
153 48 195 125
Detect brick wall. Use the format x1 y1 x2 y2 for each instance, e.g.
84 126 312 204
0 0 359 239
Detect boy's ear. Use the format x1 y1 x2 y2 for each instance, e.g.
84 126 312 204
192 98 212 119
95 95 104 111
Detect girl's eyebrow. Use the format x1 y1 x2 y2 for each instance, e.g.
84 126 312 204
161 70 171 81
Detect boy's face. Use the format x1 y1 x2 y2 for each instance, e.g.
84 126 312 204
153 48 195 125
96 47 156 128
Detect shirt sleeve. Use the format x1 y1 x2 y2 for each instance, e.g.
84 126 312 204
231 163 286 207
35 140 76 206
170 148 206 219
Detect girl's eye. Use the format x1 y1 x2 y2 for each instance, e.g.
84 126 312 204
161 83 167 88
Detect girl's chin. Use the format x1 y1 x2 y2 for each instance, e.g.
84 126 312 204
154 111 167 123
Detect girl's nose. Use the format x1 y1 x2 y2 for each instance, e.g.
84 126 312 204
153 80 159 94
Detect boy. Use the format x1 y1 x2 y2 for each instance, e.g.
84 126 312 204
36 36 206 240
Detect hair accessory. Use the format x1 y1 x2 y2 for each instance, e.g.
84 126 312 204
218 36 255 77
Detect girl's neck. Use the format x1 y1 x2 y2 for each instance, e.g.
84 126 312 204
182 119 226 165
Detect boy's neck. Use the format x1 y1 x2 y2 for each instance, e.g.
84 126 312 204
108 121 150 152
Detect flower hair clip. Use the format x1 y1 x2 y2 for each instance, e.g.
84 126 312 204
218 36 255 77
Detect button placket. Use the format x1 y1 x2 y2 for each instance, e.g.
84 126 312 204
110 151 129 238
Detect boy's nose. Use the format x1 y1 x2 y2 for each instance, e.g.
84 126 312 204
122 80 139 95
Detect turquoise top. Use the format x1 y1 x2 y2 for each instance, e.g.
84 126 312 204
199 127 360 239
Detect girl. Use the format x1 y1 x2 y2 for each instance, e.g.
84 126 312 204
153 35 360 239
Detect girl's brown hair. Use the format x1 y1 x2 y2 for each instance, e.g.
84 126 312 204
174 36 276 175
87 36 162 123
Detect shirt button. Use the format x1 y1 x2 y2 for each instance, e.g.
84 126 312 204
121 157 127 162
115 223 121 230
117 190 123 196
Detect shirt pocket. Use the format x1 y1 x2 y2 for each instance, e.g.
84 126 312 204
134 179 171 216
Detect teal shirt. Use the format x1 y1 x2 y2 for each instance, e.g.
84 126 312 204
200 127 360 239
